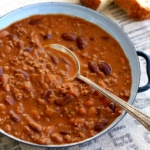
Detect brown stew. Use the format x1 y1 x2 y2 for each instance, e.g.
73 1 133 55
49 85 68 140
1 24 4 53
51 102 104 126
0 14 131 145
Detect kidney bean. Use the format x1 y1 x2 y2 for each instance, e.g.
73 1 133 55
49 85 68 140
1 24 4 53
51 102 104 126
98 61 112 76
84 98 95 106
4 46 11 54
75 118 85 124
16 40 24 49
41 83 49 90
77 36 88 49
50 54 58 65
31 110 40 120
14 69 29 78
0 30 9 38
29 19 42 25
43 33 51 40
37 98 46 106
78 132 85 138
51 133 63 143
88 107 97 116
45 107 55 117
44 125 54 137
88 61 99 73
0 40 3 46
0 39 2 44
0 104 6 110
5 95 14 105
109 103 116 112
98 80 107 89
25 115 43 132
78 107 87 115
60 130 71 135
95 118 108 131
3 66 9 72
41 89 52 101
4 84 10 92
101 36 109 41
1 74 9 87
60 57 70 65
90 37 95 41
0 67 3 76
23 47 33 52
62 33 76 41
55 94 75 106
97 71 105 78
9 110 20 122
64 135 71 143
69 118 75 124
37 137 51 145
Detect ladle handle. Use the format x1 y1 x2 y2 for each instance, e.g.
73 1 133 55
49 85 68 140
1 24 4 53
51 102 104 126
77 74 150 131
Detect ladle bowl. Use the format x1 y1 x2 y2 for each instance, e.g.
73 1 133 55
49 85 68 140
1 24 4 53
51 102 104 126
49 44 150 131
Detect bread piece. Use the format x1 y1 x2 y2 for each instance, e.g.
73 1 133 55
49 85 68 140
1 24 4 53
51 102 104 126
114 0 150 20
80 0 113 12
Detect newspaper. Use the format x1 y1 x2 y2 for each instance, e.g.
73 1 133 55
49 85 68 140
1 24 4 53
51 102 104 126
0 1 150 150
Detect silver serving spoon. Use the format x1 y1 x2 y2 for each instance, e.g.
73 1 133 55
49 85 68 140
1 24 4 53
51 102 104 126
49 44 150 131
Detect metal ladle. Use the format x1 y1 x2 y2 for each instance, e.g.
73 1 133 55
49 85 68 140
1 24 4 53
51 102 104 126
49 44 150 131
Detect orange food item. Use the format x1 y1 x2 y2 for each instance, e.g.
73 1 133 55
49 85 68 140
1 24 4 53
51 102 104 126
80 0 101 10
0 14 131 145
80 0 113 11
114 0 150 20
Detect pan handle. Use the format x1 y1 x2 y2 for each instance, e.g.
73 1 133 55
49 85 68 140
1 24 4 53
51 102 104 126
137 51 150 93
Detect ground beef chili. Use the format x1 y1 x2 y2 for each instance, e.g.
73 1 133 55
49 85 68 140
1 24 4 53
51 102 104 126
0 14 132 145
